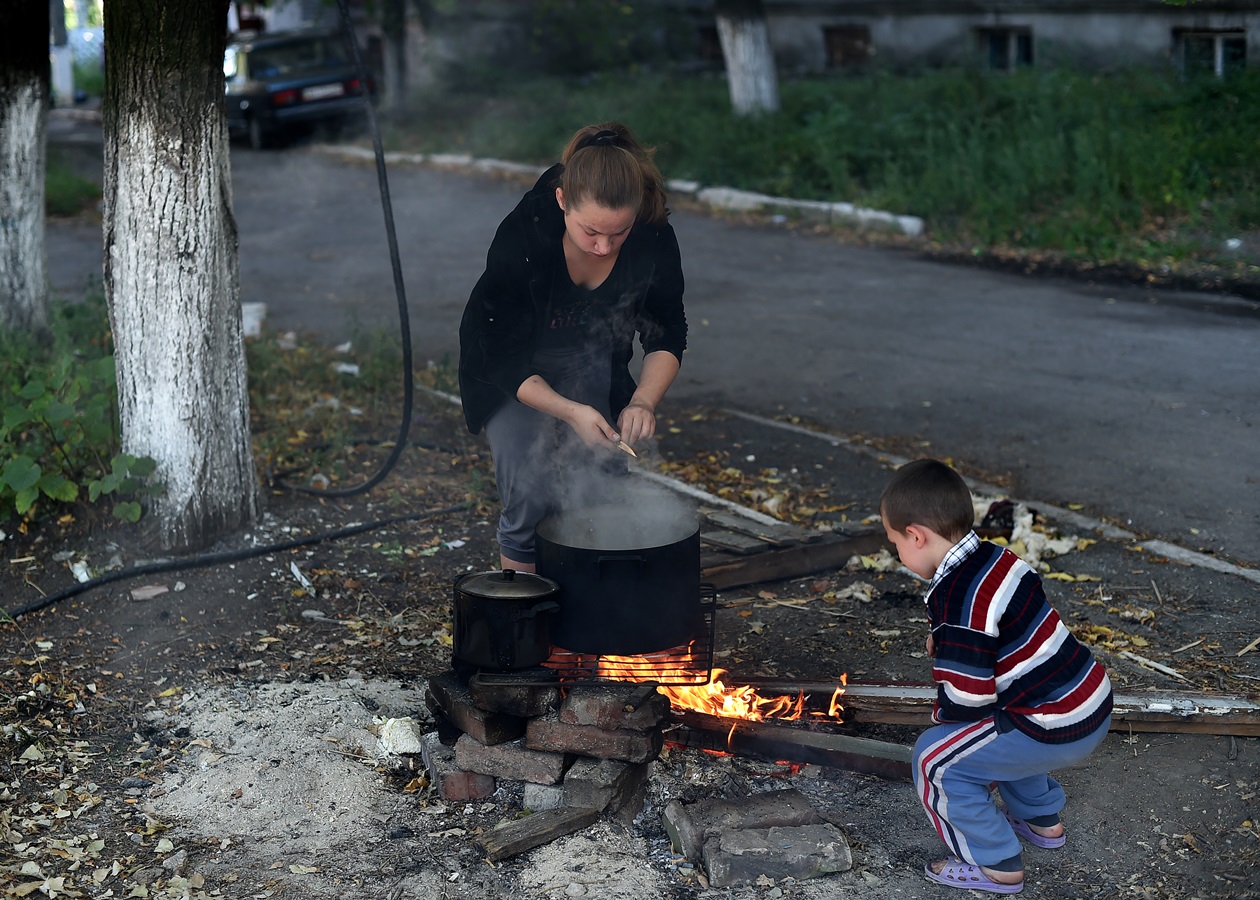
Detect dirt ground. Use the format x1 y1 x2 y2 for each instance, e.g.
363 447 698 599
3 388 1258 900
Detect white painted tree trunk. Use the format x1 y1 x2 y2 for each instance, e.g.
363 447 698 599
104 2 258 552
716 10 780 117
0 79 48 332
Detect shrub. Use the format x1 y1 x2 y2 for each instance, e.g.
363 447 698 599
0 290 161 525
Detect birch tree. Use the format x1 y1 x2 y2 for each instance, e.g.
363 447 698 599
103 0 258 552
0 0 50 334
715 0 779 116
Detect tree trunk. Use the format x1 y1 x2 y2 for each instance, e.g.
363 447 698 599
103 0 258 553
382 0 408 112
715 0 780 117
0 0 50 334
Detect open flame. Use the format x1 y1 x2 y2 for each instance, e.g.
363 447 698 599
657 668 846 722
590 647 846 723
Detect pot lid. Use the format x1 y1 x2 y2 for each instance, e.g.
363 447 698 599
457 569 559 599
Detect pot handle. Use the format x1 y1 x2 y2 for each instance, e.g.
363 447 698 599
596 553 647 573
524 600 560 618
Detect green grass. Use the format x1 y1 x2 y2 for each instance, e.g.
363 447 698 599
383 66 1260 274
46 151 100 217
72 60 105 99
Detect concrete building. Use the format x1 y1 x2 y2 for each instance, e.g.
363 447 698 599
751 0 1257 75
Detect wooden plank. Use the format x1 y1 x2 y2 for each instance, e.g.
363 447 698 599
739 681 1260 737
476 806 602 862
700 526 888 590
701 529 771 555
671 709 912 780
701 509 823 545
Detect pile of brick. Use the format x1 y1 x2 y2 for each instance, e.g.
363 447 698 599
421 670 669 860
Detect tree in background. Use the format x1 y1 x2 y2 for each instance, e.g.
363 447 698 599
0 0 51 334
103 0 259 552
381 0 411 110
715 0 779 116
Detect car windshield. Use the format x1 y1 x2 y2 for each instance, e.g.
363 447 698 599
246 37 348 79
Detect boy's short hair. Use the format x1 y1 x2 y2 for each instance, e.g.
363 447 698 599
880 459 975 542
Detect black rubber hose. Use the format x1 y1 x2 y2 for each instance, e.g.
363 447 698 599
3 501 471 621
2 8 447 623
281 0 415 498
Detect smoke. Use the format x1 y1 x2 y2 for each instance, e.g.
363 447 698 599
542 471 696 550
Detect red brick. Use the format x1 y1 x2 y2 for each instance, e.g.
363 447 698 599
524 713 663 763
420 732 495 802
468 679 562 718
454 734 570 785
427 671 525 746
559 682 669 731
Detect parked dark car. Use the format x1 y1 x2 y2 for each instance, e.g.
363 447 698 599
224 29 373 149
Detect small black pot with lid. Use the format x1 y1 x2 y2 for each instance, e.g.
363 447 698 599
452 569 561 670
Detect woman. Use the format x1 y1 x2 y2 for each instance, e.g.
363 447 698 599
458 122 688 573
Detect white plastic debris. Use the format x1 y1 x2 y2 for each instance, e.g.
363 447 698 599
241 302 266 338
290 561 314 594
377 717 426 756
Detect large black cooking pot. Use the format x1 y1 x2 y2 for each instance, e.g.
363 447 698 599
452 570 560 670
535 503 700 655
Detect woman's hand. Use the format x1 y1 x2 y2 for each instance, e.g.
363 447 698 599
616 400 656 446
517 376 618 449
564 404 620 449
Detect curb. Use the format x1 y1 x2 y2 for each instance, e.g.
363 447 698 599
309 144 925 238
414 385 1259 583
49 106 103 123
719 408 1260 586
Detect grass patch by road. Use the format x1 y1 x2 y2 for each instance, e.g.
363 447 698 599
382 67 1260 286
46 149 101 217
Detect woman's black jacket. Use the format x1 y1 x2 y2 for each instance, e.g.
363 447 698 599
457 164 687 435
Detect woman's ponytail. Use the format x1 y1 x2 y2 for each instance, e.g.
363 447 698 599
559 122 669 226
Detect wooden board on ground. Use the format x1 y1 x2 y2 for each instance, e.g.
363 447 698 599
671 709 912 781
700 523 887 590
741 681 1260 737
701 509 825 546
700 529 769 555
476 806 602 862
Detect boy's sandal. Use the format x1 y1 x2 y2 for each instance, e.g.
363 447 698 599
1004 810 1067 849
924 858 1024 894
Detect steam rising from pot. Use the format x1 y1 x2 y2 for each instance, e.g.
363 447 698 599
537 479 697 550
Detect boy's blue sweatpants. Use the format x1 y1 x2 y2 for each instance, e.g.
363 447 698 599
912 715 1111 867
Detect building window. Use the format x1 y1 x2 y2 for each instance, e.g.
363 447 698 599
977 27 1033 71
824 25 872 69
697 25 724 65
1177 30 1246 77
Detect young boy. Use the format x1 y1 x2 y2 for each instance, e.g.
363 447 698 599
880 459 1112 895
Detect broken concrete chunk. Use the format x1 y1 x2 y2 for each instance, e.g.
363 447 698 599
662 788 822 860
703 822 853 888
562 756 651 813
522 782 565 812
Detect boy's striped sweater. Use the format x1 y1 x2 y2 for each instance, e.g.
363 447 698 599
927 539 1112 743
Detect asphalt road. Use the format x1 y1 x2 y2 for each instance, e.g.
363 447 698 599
45 127 1260 570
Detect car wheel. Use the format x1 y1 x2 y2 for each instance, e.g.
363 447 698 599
247 116 268 151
